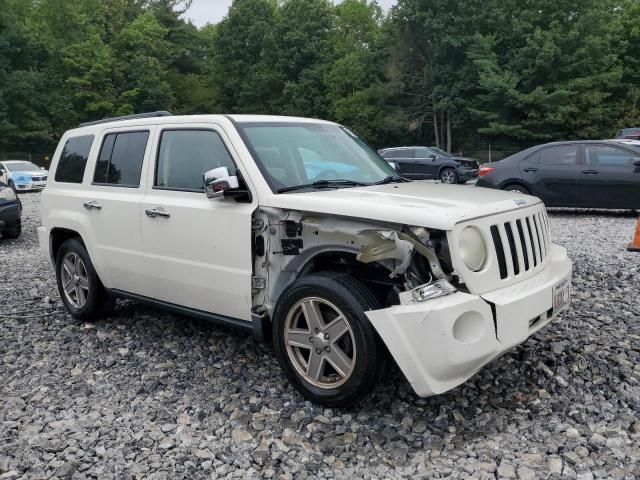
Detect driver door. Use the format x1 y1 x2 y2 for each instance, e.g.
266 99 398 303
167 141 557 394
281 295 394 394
140 123 256 321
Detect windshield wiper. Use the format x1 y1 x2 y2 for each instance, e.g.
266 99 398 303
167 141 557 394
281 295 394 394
371 175 409 185
277 179 369 194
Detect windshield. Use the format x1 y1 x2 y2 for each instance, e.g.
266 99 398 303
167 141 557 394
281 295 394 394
429 147 452 157
6 161 40 172
237 122 399 192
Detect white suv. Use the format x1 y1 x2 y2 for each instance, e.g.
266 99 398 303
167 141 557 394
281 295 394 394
39 112 572 406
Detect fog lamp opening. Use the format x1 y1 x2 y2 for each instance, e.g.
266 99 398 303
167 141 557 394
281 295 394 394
452 311 486 344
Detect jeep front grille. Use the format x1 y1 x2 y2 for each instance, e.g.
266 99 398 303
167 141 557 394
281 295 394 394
490 209 550 280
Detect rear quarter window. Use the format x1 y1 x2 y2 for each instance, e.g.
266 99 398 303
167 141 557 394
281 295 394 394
54 135 95 183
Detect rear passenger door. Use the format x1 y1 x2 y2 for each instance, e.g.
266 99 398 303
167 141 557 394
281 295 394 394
140 124 256 321
382 149 415 177
84 128 154 294
519 145 581 206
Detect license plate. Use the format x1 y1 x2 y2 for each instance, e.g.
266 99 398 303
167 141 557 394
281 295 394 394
553 277 571 314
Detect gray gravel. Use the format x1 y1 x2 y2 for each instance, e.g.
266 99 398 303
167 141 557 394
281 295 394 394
1 193 639 479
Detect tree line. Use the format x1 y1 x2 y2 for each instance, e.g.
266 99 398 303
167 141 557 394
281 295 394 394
1 0 639 160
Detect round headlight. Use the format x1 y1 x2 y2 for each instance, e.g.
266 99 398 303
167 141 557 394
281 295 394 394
459 227 487 271
0 186 17 200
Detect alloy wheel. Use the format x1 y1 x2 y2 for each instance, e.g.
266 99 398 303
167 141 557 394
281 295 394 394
284 297 356 389
440 170 456 184
61 252 90 309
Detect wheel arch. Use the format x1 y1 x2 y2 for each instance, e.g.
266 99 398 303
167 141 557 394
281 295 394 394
50 228 86 265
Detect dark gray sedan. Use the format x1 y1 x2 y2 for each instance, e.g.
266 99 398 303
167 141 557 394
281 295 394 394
378 146 479 183
476 141 640 209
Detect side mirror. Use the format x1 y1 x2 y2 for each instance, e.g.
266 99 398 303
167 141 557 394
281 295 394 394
429 155 437 160
633 159 640 167
40 167 46 171
203 167 239 199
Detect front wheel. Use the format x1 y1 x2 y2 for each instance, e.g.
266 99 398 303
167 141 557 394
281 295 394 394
272 273 384 407
503 184 530 195
439 168 458 184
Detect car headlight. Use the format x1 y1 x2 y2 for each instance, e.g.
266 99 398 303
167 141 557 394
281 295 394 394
459 226 487 271
0 187 17 201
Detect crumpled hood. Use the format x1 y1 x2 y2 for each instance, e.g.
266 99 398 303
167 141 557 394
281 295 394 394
262 182 541 230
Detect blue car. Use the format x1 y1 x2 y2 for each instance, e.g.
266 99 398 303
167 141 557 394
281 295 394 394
0 160 49 192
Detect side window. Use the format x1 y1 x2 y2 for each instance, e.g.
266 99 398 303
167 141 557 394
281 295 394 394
540 146 578 166
524 151 541 164
414 148 433 159
94 131 149 187
54 135 95 184
585 145 639 167
156 130 236 191
382 150 400 159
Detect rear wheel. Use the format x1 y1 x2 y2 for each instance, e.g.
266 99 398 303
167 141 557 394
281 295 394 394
56 238 112 319
503 184 530 194
439 168 458 184
273 273 384 407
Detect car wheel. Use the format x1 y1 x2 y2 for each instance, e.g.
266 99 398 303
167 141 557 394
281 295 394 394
273 272 384 407
3 223 21 239
56 238 112 320
439 168 458 184
504 184 530 195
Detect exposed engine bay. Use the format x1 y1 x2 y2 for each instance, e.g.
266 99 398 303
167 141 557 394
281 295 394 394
251 208 457 316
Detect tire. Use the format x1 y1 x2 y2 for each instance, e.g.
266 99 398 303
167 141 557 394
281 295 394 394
272 272 384 407
439 168 458 184
55 238 112 320
503 184 530 195
3 223 21 239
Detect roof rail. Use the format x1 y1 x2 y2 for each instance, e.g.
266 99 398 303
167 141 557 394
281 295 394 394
78 111 173 128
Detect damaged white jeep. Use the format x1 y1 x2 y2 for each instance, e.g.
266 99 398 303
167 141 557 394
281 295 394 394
39 112 572 406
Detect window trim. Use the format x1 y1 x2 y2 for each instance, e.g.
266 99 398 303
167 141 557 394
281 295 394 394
152 127 241 194
54 134 96 184
91 129 150 189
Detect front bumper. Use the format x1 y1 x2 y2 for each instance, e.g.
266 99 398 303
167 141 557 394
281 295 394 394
366 244 572 397
457 168 479 182
14 181 47 191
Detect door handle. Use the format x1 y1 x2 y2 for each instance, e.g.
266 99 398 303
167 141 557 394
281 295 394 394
522 167 538 172
582 170 599 175
145 207 170 218
83 201 102 210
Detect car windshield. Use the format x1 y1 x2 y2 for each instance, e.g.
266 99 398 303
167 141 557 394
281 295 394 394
429 147 452 157
6 161 40 172
237 122 400 192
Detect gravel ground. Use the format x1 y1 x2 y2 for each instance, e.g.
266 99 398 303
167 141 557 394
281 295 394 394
1 193 639 480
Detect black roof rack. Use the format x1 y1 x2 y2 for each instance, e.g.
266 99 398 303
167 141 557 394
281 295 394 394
79 111 173 128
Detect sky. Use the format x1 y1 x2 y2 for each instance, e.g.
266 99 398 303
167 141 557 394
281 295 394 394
186 0 398 26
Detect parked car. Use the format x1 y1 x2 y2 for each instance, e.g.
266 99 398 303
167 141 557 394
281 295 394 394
40 112 572 406
609 138 640 147
476 141 640 209
0 181 22 239
0 160 49 192
615 127 640 139
378 146 479 183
